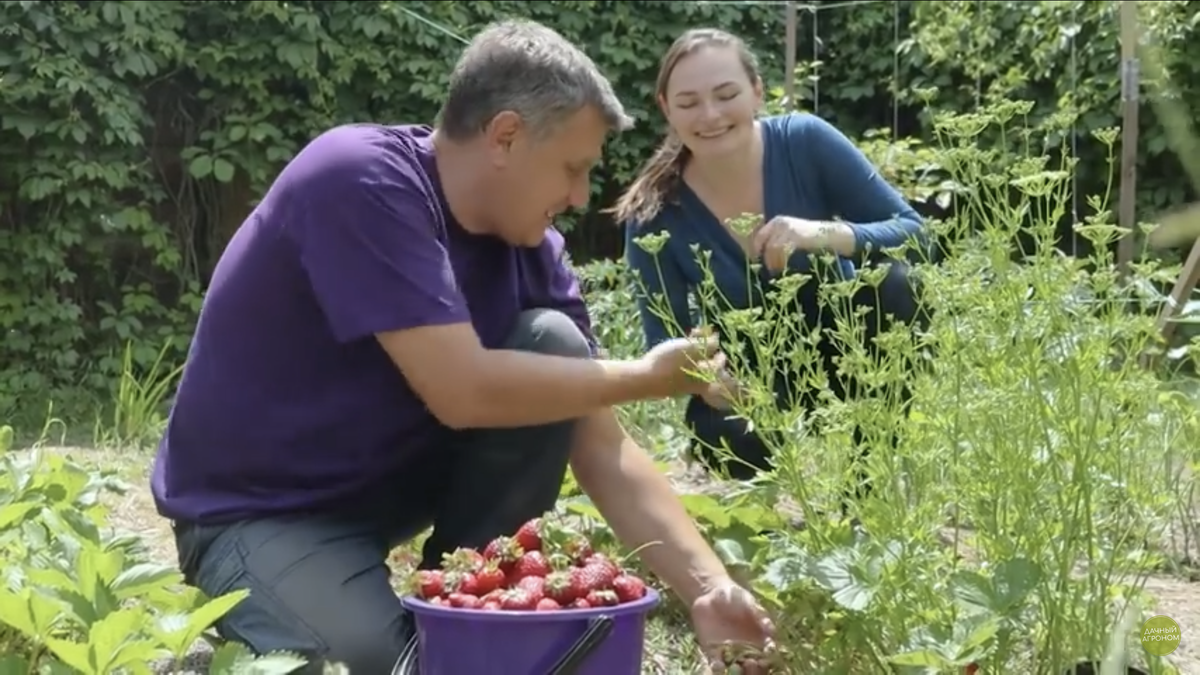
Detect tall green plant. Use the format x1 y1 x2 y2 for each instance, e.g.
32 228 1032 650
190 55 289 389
629 100 1194 673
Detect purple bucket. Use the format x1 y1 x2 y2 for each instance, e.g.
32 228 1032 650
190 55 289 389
400 588 660 675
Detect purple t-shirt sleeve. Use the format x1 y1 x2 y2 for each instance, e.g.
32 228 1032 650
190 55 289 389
519 227 600 358
288 127 470 344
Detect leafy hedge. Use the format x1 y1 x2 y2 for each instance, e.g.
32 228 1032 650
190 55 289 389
2 0 1198 423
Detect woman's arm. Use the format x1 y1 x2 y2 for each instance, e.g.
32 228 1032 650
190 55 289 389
624 220 693 350
792 114 931 264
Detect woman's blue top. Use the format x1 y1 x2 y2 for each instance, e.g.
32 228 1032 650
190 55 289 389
623 112 927 350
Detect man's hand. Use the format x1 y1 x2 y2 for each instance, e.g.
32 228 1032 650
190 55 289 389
638 333 726 398
691 579 778 674
699 368 742 411
752 215 855 272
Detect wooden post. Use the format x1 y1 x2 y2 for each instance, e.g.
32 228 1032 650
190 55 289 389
1117 0 1140 278
784 2 797 109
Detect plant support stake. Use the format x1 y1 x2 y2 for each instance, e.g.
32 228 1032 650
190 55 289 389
1117 0 1139 279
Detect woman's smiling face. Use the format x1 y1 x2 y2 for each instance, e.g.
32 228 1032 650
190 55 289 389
660 44 763 160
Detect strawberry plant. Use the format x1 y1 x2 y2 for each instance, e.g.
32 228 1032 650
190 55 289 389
622 98 1199 673
0 423 314 673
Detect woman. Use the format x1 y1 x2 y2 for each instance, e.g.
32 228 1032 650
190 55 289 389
611 28 932 497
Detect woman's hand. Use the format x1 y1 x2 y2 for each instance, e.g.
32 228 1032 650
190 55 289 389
752 216 855 272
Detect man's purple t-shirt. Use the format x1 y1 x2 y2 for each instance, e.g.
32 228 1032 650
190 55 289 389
150 124 597 524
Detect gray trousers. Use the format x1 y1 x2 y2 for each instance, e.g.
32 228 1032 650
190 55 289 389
172 309 591 675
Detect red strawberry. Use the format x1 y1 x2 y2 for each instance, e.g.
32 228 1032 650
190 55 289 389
429 596 446 605
499 588 538 611
483 536 524 573
453 572 482 597
544 570 578 605
516 575 546 601
581 555 620 588
514 518 543 553
563 535 594 564
571 598 591 609
474 563 507 596
414 570 445 599
481 600 502 611
611 574 647 603
573 561 616 595
442 547 485 573
536 597 561 611
585 589 618 607
511 550 551 582
447 592 483 609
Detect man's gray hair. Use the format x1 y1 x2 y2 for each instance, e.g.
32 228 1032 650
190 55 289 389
439 19 635 141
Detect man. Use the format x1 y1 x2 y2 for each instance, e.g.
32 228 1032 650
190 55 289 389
151 18 775 674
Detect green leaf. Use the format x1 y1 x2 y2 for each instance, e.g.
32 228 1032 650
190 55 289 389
0 503 38 530
44 637 93 674
0 655 33 675
110 563 181 600
888 649 951 668
808 549 873 612
212 158 235 183
87 607 160 673
175 589 250 655
189 155 214 179
712 538 748 567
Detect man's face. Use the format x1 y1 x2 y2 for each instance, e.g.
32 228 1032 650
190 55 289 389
481 107 607 247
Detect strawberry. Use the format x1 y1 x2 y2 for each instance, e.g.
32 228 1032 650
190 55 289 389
536 597 561 611
511 550 551 582
563 535 594 564
483 536 524 573
413 569 445 599
453 571 482 597
499 588 538 611
481 599 502 610
514 518 544 553
442 547 485 574
611 574 647 603
580 555 620 588
474 562 507 596
429 596 445 605
573 561 616 595
448 592 483 609
571 598 591 609
543 570 578 605
585 589 619 607
516 575 546 601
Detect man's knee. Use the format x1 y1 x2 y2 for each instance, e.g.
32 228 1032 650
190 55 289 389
506 308 593 359
182 518 408 674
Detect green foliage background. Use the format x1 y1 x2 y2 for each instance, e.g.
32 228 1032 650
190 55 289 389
2 0 1197 424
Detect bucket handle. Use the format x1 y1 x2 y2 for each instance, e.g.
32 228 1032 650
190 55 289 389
543 615 615 675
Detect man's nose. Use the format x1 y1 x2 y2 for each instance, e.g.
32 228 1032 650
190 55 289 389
568 179 590 210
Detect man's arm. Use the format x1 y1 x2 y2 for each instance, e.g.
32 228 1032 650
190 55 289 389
569 407 730 604
292 127 672 429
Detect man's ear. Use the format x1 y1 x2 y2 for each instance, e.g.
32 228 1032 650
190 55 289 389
483 111 524 167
